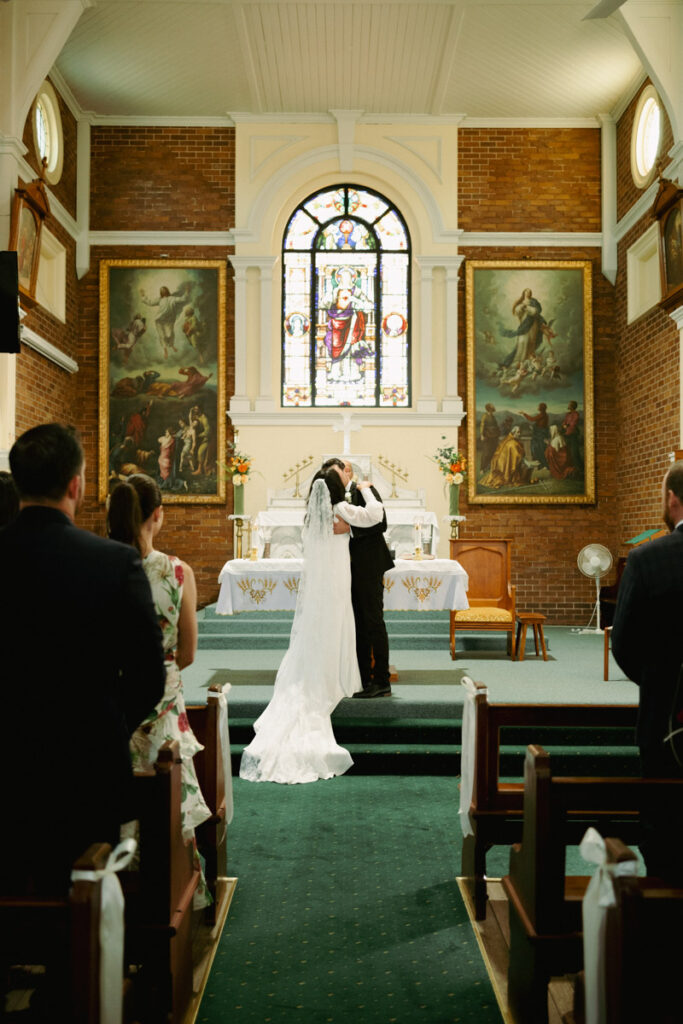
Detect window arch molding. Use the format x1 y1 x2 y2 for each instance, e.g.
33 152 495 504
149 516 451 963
281 183 411 408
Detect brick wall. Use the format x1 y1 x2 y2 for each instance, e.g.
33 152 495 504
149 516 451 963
458 128 602 233
90 127 235 231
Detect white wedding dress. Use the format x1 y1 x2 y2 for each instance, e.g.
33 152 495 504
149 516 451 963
239 480 384 784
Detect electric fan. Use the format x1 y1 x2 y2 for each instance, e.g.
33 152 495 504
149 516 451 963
576 543 614 634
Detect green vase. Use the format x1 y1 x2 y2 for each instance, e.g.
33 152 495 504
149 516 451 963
449 483 460 516
233 482 244 516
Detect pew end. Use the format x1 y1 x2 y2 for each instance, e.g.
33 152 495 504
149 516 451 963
0 842 112 1022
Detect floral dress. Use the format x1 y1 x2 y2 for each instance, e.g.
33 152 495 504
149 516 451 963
130 549 212 906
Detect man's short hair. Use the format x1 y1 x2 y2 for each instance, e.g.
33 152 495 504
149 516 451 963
322 457 345 471
10 423 84 502
666 461 683 503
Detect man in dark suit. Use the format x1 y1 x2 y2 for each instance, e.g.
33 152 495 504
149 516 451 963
612 460 683 881
1 423 166 893
325 457 394 698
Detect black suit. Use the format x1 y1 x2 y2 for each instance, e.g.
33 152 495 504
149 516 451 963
348 484 394 688
1 506 165 892
611 525 683 880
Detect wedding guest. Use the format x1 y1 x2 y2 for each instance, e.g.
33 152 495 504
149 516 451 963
2 424 165 893
0 469 19 527
107 473 212 904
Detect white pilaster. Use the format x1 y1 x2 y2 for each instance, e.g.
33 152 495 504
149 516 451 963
254 257 277 412
599 114 617 285
416 258 437 413
443 256 465 415
76 118 91 278
228 256 252 413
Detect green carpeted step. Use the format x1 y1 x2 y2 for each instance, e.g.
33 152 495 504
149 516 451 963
198 631 453 650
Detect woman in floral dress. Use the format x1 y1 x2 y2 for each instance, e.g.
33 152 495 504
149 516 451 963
107 472 211 906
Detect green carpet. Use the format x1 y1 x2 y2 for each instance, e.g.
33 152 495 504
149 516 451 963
198 776 502 1023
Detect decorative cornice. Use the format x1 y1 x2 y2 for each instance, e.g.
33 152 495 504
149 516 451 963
88 114 235 128
458 232 602 249
89 230 234 247
227 408 465 428
20 325 79 374
460 117 600 130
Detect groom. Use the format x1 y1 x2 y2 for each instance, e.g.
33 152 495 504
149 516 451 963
324 457 394 698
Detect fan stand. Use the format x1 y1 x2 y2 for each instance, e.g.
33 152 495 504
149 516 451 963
574 575 604 635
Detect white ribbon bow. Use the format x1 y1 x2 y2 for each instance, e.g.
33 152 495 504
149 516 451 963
71 837 137 1024
580 827 639 1024
210 682 234 825
459 676 485 837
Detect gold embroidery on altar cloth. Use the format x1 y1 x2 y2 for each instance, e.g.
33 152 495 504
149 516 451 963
237 577 277 605
402 575 443 603
283 577 300 594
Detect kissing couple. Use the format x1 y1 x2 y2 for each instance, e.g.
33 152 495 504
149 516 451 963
239 457 394 785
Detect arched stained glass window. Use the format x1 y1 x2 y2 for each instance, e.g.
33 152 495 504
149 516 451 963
282 185 411 407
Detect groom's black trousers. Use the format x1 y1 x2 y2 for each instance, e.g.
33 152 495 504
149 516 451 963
351 570 390 686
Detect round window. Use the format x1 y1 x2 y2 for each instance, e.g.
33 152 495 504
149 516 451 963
631 85 661 189
32 80 64 185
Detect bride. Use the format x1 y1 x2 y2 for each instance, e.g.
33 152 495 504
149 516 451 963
239 467 384 784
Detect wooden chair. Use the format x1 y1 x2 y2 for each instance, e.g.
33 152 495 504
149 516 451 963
0 842 111 1023
502 745 683 1024
187 683 230 922
459 682 638 920
122 740 200 1024
449 537 516 659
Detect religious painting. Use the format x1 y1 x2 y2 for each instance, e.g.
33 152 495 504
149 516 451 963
466 260 595 505
8 177 50 305
98 259 226 504
281 184 411 408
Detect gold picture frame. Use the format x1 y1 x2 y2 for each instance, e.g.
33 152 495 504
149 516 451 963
99 259 227 504
8 177 50 306
466 259 595 505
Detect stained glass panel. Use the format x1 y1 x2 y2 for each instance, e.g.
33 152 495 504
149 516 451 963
284 209 318 250
303 189 344 224
282 185 410 407
375 210 408 251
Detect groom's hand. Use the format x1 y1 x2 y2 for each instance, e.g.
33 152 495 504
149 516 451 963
333 518 351 535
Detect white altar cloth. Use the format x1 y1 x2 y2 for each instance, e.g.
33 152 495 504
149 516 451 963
216 557 468 615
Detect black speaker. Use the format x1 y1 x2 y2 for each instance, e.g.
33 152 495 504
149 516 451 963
0 251 20 354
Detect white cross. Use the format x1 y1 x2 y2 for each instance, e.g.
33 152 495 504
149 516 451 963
332 409 362 455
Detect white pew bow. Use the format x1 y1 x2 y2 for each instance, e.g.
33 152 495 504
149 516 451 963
459 677 485 837
580 826 639 1024
71 837 137 1024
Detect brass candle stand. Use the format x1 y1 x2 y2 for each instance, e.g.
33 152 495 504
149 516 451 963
377 455 408 498
283 455 314 498
229 514 251 559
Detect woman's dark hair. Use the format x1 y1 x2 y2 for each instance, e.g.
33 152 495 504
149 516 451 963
307 467 346 506
0 471 19 528
107 473 162 554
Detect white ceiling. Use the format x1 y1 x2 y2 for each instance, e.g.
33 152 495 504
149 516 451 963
54 0 645 121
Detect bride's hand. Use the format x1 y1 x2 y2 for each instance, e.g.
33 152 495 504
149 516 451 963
356 480 372 489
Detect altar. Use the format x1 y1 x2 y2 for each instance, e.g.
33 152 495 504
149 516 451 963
216 557 469 616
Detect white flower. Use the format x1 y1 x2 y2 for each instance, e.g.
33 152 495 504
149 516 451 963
453 473 464 485
233 475 243 487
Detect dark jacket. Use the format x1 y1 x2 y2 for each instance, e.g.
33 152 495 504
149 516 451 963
611 527 683 753
1 506 165 883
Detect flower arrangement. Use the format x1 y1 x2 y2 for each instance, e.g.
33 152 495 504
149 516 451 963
432 437 467 485
223 440 252 487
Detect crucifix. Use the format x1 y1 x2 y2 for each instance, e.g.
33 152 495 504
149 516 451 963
332 409 362 455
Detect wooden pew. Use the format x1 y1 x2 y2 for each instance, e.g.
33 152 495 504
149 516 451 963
599 839 683 1024
0 842 111 1022
122 739 200 1024
502 745 683 1024
187 683 229 921
460 681 638 919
